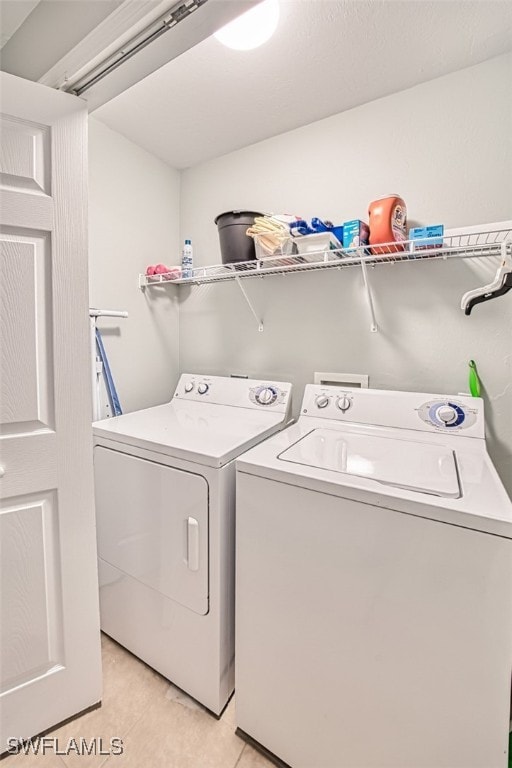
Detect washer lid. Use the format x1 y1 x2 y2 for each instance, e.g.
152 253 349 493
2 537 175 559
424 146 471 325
278 428 461 498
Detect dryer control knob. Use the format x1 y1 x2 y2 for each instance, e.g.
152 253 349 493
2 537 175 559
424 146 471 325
256 387 277 405
184 382 194 393
337 395 352 412
437 405 457 425
315 395 330 409
197 383 209 395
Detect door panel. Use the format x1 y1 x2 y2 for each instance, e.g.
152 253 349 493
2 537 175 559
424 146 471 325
0 115 50 194
94 447 209 616
0 231 54 434
0 492 63 691
0 72 101 753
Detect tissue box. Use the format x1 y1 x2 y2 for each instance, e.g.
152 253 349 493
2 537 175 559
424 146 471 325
409 225 444 250
343 220 370 249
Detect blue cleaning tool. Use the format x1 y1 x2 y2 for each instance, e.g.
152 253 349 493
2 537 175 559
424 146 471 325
95 328 123 416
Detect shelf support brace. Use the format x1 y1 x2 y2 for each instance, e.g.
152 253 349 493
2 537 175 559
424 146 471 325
235 275 264 332
358 250 378 332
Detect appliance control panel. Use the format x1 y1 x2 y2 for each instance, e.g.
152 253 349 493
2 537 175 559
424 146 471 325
300 385 484 438
417 399 478 431
174 374 292 414
248 384 289 408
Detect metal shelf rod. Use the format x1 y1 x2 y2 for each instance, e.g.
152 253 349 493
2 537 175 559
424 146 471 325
89 308 129 318
235 276 264 332
358 251 378 333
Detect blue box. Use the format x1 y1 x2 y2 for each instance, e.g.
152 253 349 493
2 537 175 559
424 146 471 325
409 225 444 250
343 220 369 250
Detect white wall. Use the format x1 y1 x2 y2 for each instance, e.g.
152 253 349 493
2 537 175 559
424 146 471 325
88 117 181 414
179 54 512 494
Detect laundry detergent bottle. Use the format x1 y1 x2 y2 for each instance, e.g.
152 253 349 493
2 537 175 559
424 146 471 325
368 195 407 255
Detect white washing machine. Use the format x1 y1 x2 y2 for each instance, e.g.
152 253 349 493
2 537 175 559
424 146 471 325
93 373 292 715
235 385 512 768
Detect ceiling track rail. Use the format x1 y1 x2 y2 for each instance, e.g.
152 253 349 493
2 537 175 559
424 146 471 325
67 0 208 97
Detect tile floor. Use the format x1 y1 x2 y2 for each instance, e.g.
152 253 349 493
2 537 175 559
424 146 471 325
3 633 274 768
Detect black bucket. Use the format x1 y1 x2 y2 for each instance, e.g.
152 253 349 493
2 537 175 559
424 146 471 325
214 210 263 265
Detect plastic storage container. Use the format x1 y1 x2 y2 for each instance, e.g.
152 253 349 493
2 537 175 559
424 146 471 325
214 210 263 265
294 231 342 256
254 239 291 260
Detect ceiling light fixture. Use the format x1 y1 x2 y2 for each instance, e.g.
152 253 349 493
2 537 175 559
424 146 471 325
214 0 279 51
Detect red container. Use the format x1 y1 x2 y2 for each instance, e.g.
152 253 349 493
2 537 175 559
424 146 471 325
368 195 407 255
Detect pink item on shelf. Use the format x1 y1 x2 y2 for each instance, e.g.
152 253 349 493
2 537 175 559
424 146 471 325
145 264 181 282
154 264 183 281
145 265 159 282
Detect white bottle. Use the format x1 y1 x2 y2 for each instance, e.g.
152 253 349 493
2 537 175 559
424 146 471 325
182 239 193 278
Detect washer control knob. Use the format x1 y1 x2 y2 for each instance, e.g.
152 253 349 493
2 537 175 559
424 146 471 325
337 395 352 412
184 382 194 393
315 395 330 409
437 405 458 425
197 383 209 395
256 387 276 405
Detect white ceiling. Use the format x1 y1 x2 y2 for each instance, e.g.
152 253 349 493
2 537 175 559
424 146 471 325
0 0 126 79
94 0 512 170
0 0 41 49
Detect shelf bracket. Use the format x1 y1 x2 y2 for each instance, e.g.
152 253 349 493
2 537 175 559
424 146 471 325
235 275 264 332
358 249 378 332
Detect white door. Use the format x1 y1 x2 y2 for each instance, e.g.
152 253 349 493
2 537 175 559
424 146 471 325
0 72 102 752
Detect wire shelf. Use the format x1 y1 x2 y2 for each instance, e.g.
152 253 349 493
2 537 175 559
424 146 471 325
139 227 512 288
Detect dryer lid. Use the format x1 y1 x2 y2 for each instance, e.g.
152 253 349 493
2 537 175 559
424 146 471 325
278 428 461 498
93 400 287 468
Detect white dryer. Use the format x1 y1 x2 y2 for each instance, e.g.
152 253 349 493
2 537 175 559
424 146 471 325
93 373 292 715
235 385 512 768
